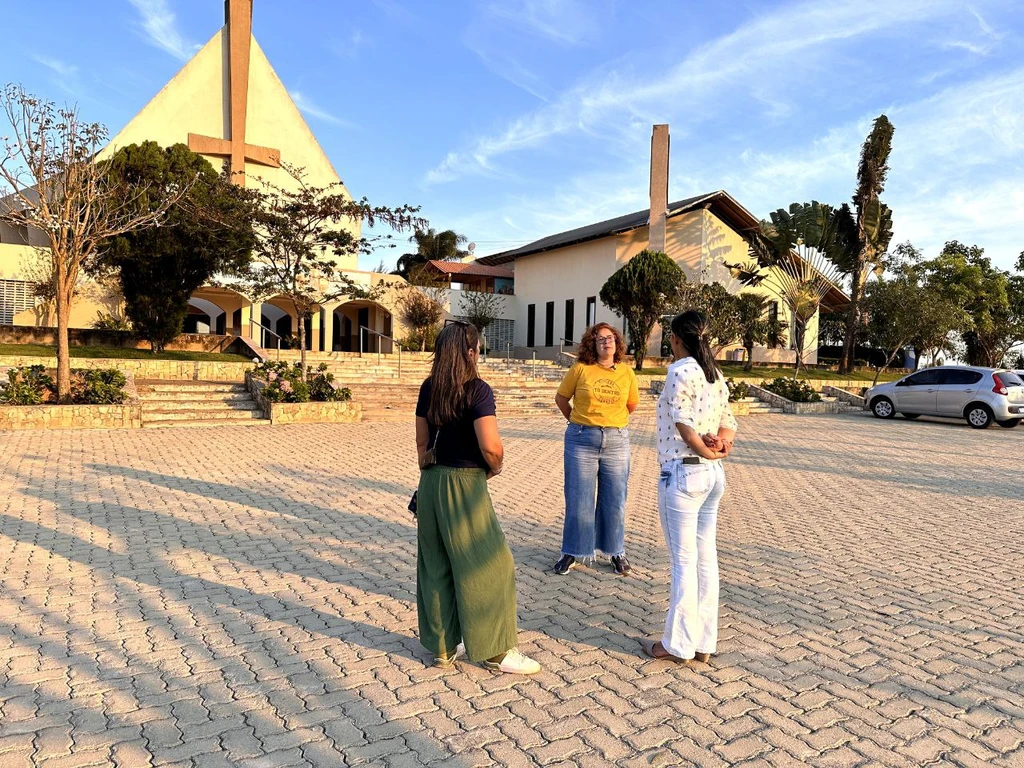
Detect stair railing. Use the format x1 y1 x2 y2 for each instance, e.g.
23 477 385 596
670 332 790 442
248 317 284 360
359 325 401 377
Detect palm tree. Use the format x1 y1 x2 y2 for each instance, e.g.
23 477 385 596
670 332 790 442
393 228 469 281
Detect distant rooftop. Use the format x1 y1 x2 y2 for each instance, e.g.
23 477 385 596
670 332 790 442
477 191 761 265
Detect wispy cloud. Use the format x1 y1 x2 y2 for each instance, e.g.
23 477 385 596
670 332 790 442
485 0 603 46
31 54 84 96
289 91 354 128
427 0 975 185
126 0 199 61
335 29 369 59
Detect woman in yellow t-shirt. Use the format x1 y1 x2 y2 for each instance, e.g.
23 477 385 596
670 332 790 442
553 322 640 576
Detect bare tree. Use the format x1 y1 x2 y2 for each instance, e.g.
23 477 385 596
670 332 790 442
459 289 506 350
0 85 186 400
240 163 423 374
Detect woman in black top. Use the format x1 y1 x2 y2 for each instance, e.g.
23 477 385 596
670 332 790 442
414 322 541 675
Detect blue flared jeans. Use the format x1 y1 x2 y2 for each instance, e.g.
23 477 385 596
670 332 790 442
561 424 631 558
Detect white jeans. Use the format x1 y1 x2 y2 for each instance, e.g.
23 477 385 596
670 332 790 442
658 459 726 658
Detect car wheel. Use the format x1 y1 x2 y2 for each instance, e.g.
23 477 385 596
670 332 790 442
871 397 895 419
902 413 920 420
996 418 1020 429
965 404 993 429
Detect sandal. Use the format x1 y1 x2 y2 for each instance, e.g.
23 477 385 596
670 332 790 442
641 638 686 662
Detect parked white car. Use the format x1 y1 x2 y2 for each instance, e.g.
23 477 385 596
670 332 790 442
864 366 1024 429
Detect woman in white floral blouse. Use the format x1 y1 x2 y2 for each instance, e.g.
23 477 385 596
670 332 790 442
643 310 737 664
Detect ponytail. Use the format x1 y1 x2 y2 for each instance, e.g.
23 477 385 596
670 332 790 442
671 311 720 384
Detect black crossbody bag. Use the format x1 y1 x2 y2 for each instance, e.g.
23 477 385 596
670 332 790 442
409 427 441 517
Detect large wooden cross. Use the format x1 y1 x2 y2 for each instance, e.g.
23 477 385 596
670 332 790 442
188 0 280 186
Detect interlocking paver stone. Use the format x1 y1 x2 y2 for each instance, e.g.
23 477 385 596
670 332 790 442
1 413 1023 766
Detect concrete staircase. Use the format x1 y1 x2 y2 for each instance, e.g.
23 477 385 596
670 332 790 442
733 396 784 415
135 380 269 428
819 394 869 416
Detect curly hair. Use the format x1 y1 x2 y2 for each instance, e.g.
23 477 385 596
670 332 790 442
577 322 627 365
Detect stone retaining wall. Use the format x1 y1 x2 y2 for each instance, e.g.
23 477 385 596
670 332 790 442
0 403 143 430
0 356 253 382
0 325 246 353
822 385 867 409
246 374 362 425
749 385 840 414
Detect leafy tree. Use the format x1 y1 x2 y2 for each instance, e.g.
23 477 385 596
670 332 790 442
599 250 685 370
397 287 444 351
675 282 741 354
839 115 895 373
394 228 468 279
459 290 506 349
94 142 255 351
921 241 1024 367
0 85 186 400
734 293 787 372
239 164 423 375
862 277 921 385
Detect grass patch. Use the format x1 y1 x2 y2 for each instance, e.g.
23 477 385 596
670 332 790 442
633 363 902 383
0 343 252 363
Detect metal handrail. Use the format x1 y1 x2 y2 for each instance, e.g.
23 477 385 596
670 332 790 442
248 316 283 360
558 337 576 357
359 325 401 375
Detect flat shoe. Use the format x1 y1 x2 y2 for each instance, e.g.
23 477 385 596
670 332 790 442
641 638 686 662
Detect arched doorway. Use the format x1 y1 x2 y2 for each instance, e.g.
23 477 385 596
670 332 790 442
184 297 226 334
333 300 393 353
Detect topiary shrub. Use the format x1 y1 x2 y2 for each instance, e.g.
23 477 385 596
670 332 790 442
760 377 821 403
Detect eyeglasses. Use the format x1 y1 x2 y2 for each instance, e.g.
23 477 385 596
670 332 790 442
596 336 616 344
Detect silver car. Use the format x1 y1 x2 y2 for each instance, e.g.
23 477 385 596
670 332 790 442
865 366 1024 429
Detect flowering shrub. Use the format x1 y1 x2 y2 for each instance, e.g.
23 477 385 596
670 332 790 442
0 366 127 405
252 361 350 403
726 378 749 402
760 377 821 403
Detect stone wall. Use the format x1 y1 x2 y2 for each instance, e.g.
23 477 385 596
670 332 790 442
822 385 867 409
0 356 253 382
0 325 247 353
246 374 362 425
748 385 840 414
0 403 142 430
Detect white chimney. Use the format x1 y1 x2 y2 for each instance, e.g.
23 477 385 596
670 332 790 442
648 124 670 253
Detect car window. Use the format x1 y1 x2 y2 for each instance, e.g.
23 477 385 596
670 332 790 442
939 369 983 386
903 369 941 386
997 371 1024 387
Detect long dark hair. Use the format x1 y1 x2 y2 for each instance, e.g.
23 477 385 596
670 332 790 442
427 321 480 425
671 311 720 384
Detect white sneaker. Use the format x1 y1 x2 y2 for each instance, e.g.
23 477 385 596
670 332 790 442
433 642 465 668
483 647 541 675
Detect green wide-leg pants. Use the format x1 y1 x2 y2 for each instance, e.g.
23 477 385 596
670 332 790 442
417 466 518 662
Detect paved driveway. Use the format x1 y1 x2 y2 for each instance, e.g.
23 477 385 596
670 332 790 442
0 415 1021 767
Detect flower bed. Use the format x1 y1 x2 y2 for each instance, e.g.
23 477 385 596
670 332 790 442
0 365 141 430
246 361 360 425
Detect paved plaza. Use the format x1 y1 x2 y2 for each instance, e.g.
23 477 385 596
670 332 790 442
0 414 1022 767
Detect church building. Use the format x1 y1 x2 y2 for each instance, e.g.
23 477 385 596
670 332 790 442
0 0 401 354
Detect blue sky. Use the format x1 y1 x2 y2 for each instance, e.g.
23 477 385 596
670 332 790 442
2 0 1022 271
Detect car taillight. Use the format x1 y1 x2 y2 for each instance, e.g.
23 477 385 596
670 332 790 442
993 373 1008 396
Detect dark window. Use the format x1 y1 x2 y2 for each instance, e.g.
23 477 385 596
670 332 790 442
901 369 942 387
586 296 597 326
996 371 1024 387
526 304 536 347
545 301 555 347
768 302 779 348
564 299 575 345
938 369 983 386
